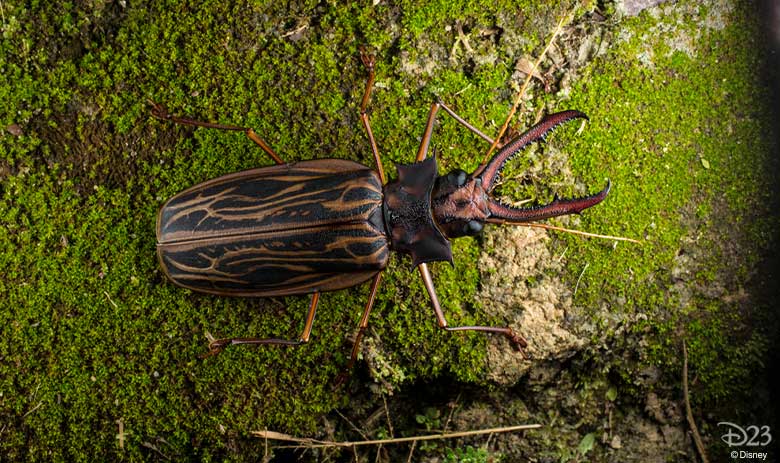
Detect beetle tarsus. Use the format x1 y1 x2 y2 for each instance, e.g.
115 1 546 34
358 47 377 117
205 339 230 357
507 330 529 359
358 46 375 72
333 371 351 390
149 100 172 120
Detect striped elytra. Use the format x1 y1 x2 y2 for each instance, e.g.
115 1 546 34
156 159 389 297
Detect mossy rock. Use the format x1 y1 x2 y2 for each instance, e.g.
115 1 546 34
1 0 776 461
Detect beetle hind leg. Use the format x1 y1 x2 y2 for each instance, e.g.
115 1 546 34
204 292 320 357
333 272 384 388
346 273 383 368
149 100 285 165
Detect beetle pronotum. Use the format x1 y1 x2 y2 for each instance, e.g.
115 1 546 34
152 50 609 368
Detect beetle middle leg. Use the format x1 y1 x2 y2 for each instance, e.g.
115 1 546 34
418 263 529 357
206 292 321 356
149 101 285 165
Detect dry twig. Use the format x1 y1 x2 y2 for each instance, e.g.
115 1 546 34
521 222 641 243
683 340 710 463
253 424 541 449
482 9 573 163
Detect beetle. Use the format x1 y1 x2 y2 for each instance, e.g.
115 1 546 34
152 51 609 367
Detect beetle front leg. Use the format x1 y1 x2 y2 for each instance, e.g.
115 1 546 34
417 263 528 357
205 292 320 357
415 100 498 162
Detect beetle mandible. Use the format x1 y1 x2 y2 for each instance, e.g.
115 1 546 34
152 50 609 367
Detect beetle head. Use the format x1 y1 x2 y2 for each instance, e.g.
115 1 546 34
431 110 610 239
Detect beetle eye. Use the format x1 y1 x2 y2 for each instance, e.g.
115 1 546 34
447 169 468 187
463 220 484 236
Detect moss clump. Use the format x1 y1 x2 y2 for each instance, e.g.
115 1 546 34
557 1 776 406
1 0 776 461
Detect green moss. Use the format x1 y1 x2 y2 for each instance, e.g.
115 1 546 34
557 1 775 404
2 0 775 460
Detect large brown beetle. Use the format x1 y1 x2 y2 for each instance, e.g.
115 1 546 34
152 51 609 366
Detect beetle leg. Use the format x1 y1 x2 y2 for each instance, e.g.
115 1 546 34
415 102 440 162
358 47 386 183
205 292 320 357
415 100 496 162
345 272 384 371
334 272 384 387
149 101 284 165
437 100 496 146
417 263 529 358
